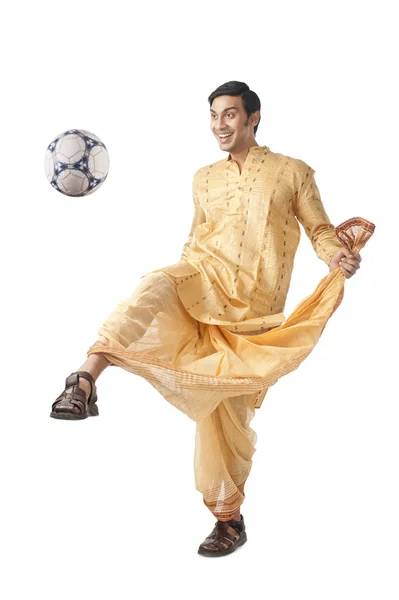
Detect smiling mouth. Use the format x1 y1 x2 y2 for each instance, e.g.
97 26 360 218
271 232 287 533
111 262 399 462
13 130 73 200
217 133 233 142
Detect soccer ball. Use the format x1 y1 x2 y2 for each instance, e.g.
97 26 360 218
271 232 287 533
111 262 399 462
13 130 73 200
44 129 110 196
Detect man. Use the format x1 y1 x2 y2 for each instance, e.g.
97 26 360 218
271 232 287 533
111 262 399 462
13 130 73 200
50 81 362 558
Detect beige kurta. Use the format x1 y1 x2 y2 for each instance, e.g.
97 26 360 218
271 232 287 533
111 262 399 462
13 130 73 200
142 144 344 334
87 145 373 422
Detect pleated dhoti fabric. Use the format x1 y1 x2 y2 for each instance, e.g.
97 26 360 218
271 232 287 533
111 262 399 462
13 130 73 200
87 270 265 521
86 218 373 521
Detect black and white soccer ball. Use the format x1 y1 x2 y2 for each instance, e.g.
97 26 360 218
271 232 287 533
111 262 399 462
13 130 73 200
44 129 110 196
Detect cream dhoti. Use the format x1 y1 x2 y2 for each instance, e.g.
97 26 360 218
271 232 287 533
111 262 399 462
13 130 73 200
87 218 374 521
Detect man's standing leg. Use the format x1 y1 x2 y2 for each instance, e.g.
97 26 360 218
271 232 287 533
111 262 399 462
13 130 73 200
195 393 258 553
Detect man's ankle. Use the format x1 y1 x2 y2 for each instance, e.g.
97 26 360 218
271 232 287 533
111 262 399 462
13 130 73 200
77 377 92 398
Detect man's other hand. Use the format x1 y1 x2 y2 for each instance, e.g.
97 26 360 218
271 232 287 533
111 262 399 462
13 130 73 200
329 248 362 278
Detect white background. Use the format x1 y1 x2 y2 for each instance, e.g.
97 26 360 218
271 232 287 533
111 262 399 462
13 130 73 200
1 1 397 598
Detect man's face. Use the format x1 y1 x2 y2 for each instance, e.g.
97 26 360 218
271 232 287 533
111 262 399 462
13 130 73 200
210 95 259 152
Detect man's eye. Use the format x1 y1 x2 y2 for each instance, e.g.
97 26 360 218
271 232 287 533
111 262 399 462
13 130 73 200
210 113 234 118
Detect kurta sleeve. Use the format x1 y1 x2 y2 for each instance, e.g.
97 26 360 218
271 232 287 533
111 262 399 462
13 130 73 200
179 176 206 263
293 167 345 266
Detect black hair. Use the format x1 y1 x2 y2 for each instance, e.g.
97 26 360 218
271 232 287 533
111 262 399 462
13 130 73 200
208 81 261 136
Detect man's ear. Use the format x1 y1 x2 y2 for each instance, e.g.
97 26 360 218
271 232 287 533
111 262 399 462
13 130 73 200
251 111 260 127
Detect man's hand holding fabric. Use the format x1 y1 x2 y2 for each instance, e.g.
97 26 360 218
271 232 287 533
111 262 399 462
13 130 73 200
329 249 362 278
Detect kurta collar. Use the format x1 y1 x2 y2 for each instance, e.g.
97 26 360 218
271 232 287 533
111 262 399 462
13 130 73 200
226 144 269 162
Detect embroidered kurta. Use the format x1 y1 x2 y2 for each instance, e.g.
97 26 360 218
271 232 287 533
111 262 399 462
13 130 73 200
87 144 373 421
142 144 345 334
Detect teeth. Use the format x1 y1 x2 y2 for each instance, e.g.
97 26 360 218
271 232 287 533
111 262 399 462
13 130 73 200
219 133 232 138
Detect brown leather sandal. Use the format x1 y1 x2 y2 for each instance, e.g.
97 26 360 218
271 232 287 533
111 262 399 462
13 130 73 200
50 371 99 420
198 514 247 557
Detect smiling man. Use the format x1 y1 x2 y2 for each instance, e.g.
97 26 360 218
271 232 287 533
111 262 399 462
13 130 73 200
209 84 360 277
50 81 362 559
